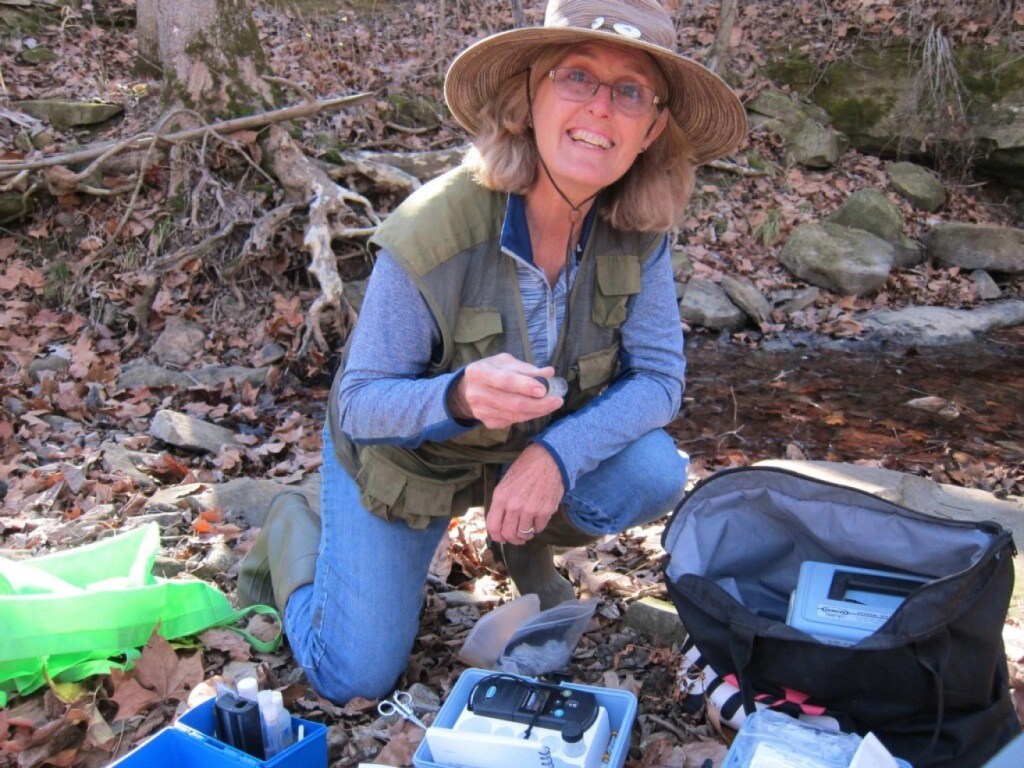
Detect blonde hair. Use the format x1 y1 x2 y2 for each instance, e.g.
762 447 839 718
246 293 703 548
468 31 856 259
464 44 696 233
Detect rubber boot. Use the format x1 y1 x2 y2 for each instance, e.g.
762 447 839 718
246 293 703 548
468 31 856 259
500 507 600 611
237 491 321 611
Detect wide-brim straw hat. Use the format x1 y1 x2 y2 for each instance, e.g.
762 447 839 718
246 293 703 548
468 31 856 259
444 0 747 165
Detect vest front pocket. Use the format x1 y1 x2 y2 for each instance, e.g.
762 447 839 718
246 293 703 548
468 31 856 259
451 308 504 368
356 451 481 529
571 342 620 405
592 253 642 328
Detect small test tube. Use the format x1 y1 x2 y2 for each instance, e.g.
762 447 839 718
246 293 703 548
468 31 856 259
258 690 284 758
534 376 568 398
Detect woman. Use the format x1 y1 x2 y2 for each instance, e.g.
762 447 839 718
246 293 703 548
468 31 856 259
239 0 746 704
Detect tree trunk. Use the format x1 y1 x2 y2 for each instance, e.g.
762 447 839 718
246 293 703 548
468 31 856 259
706 0 739 76
135 0 274 118
511 0 527 28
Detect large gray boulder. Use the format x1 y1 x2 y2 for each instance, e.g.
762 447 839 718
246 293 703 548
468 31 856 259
886 162 946 211
679 279 746 332
825 189 922 267
779 223 895 296
923 223 1024 274
768 44 1024 186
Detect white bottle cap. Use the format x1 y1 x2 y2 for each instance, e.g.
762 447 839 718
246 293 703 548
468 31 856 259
237 677 259 702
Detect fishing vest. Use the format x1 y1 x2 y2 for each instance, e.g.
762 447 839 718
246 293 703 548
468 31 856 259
328 166 663 528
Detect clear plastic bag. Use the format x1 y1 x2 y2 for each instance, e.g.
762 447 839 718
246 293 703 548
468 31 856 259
494 598 598 676
457 594 540 668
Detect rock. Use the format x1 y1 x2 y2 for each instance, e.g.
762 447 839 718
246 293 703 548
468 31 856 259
143 475 321 526
775 286 821 316
117 359 191 389
42 415 80 433
5 396 26 417
770 44 1024 187
886 162 946 211
117 360 271 390
18 48 56 65
824 189 922 267
27 353 70 380
747 89 845 169
923 223 1024 274
861 300 1024 345
151 316 206 367
251 342 287 367
121 510 190 531
788 119 843 168
150 409 239 453
679 279 746 332
153 555 186 578
670 250 692 278
970 270 1002 300
196 541 236 577
779 223 895 296
188 365 271 388
12 99 123 129
99 440 157 488
623 597 687 646
721 275 773 326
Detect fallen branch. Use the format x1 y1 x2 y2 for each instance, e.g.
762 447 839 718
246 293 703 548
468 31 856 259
0 93 374 173
706 158 765 177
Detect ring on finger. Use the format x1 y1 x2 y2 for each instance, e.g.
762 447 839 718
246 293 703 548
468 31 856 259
517 526 535 536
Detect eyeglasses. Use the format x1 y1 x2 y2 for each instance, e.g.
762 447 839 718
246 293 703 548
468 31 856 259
548 67 662 117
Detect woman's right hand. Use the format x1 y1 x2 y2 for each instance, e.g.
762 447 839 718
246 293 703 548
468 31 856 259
447 353 563 428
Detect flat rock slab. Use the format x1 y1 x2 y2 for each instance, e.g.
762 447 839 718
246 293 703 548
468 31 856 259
150 408 239 453
117 360 270 391
13 99 123 128
861 300 1024 345
143 475 321 527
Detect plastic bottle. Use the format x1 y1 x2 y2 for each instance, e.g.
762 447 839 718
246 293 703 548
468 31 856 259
271 690 295 749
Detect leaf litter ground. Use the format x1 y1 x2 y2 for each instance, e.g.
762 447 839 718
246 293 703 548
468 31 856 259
1 1 1023 767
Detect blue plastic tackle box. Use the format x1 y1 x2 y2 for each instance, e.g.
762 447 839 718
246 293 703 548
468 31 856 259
110 696 327 768
413 668 638 768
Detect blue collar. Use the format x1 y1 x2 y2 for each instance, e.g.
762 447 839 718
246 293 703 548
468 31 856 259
499 193 598 267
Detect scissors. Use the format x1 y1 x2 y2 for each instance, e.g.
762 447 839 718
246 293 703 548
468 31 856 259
377 690 428 730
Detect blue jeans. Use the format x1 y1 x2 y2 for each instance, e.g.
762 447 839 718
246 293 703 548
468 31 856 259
284 427 688 704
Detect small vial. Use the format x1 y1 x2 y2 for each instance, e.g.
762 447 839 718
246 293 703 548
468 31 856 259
534 376 568 398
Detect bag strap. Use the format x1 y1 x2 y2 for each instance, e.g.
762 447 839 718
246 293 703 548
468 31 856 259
208 604 282 654
913 628 952 764
728 620 758 717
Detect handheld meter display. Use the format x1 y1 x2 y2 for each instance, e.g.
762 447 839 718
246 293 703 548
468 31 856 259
468 676 599 741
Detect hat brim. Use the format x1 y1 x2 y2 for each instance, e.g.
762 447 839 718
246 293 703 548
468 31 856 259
444 27 747 165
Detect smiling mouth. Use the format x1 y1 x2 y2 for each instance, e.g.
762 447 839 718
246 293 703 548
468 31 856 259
568 128 613 149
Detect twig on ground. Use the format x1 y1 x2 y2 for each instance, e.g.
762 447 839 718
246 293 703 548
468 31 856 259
0 93 374 173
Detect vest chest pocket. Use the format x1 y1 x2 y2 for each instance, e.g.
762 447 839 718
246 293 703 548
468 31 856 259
592 253 642 328
451 308 504 368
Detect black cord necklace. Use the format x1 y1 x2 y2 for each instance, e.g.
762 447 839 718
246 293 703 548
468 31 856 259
524 69 603 378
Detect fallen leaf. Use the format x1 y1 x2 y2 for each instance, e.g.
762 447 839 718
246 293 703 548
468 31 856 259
134 632 204 702
110 677 162 721
199 627 254 661
375 719 424 766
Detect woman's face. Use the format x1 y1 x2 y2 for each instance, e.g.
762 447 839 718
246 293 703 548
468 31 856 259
529 43 668 204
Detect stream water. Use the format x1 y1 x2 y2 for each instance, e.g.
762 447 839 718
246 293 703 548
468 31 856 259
669 326 1024 494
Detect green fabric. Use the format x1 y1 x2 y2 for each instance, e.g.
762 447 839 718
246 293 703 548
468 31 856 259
0 524 281 705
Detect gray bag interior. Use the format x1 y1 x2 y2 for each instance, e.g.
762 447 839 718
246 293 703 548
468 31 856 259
664 468 996 622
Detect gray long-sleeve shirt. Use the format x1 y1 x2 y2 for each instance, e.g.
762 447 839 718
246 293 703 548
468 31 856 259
336 194 686 492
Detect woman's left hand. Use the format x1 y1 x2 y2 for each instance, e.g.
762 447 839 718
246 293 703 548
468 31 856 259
487 443 565 545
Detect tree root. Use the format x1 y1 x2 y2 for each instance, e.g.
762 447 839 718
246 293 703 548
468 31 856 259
263 125 374 355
